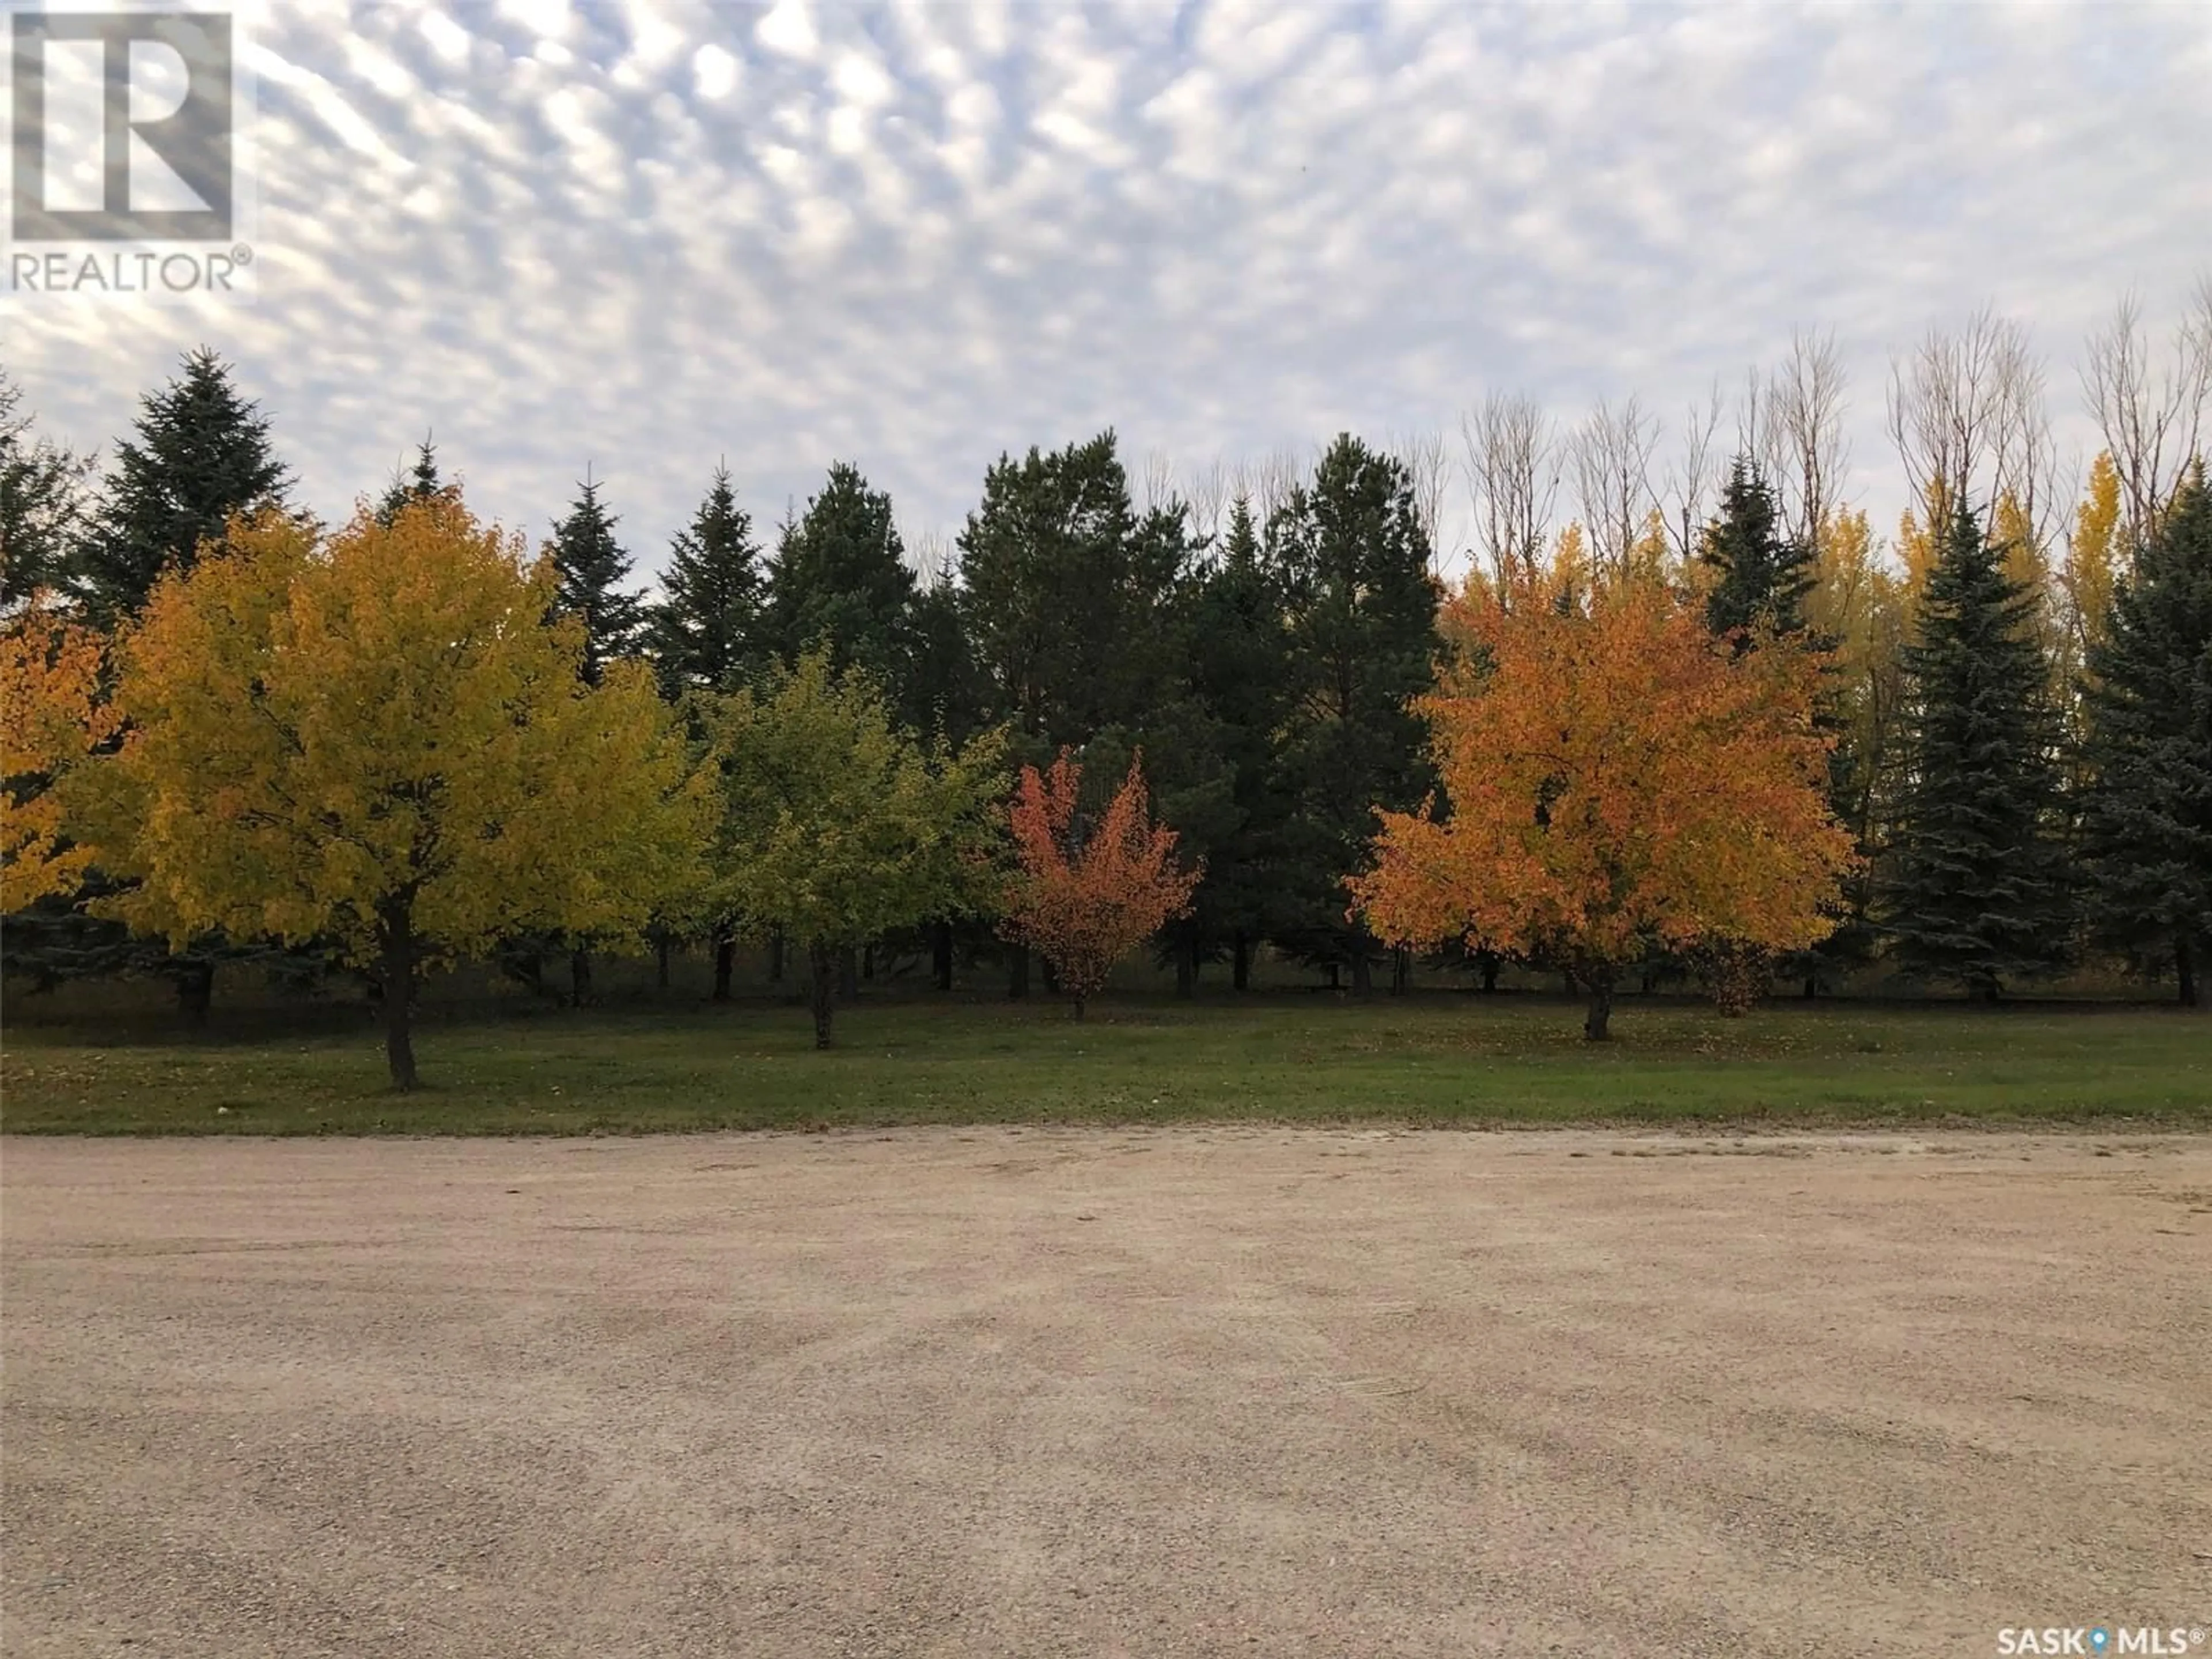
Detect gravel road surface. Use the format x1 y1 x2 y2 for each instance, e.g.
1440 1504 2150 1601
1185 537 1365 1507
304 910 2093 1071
4 1128 2207 1657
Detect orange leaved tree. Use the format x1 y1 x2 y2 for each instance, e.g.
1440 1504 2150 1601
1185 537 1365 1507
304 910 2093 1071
1001 749 1200 1018
1350 570 1856 1040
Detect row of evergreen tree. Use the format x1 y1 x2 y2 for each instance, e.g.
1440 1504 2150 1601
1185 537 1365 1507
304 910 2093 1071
3 349 2207 1007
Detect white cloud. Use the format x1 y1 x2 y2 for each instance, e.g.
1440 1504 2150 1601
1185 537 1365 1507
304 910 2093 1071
755 0 819 63
11 1 2210 584
692 42 738 101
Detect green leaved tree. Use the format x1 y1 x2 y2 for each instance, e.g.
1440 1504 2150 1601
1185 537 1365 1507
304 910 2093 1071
700 652 1004 1048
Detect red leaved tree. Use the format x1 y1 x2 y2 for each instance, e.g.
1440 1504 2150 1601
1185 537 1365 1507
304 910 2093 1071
1001 749 1201 1018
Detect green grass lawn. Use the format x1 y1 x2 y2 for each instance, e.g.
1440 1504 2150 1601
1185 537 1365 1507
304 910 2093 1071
3 991 2206 1134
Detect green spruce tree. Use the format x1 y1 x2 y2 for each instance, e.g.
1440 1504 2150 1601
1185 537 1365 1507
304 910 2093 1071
1698 454 1853 997
2080 468 2212 1005
77 347 291 622
1 370 92 605
1881 501 2073 998
956 431 1184 748
767 462 916 702
374 435 443 526
1266 435 1441 991
955 431 1195 997
539 472 649 1003
547 472 646 686
1178 494 1294 991
649 463 764 698
1700 456 1816 643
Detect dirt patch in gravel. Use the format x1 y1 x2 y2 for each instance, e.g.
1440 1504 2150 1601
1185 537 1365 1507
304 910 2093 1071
5 1127 2208 1657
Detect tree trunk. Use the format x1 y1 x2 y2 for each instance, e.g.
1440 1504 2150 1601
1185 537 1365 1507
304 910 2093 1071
1583 970 1616 1042
1350 952 1372 996
768 927 784 983
569 946 592 1007
1008 943 1029 1000
712 927 735 1003
2178 932 2198 1009
175 960 213 1027
1071 995 1086 1021
808 938 835 1050
380 905 420 1090
1479 950 1499 994
1041 958 1060 996
862 944 874 982
1232 932 1251 991
1327 963 1341 991
1803 974 1818 1000
837 945 859 1002
1175 933 1196 999
1391 946 1410 995
656 934 672 990
933 922 953 992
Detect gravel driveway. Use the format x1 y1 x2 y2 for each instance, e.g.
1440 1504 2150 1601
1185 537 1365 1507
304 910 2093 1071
4 1128 2207 1657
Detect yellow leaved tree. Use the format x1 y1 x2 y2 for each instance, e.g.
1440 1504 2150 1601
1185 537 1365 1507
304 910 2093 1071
2063 450 2124 679
2 600 119 911
71 495 707 1088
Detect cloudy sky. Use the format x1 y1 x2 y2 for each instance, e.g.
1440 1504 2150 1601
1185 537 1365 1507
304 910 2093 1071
8 0 2210 582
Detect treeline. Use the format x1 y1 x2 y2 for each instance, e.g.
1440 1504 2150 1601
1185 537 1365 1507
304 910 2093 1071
3 287 2209 1075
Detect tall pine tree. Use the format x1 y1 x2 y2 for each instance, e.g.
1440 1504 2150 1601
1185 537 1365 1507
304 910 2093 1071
1181 494 1294 990
77 347 291 622
767 462 916 704
1699 455 1855 995
540 472 649 1002
1 371 92 605
1881 501 2073 998
547 472 646 686
1701 456 1815 643
956 431 1184 750
2080 468 2212 1005
649 463 764 698
374 435 443 526
1266 434 1441 991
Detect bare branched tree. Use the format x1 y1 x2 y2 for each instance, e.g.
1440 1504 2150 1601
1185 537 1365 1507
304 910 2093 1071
1388 427 1452 567
1184 456 1231 546
1660 378 1726 566
1460 391 1559 586
908 527 955 589
1230 445 1304 528
1735 364 1777 484
1768 329 1851 549
1140 449 1179 517
1570 394 1660 581
1885 305 2047 520
2080 279 2212 547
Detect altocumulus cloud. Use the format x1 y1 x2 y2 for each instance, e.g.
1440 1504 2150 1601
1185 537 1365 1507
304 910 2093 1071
7 0 2209 579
